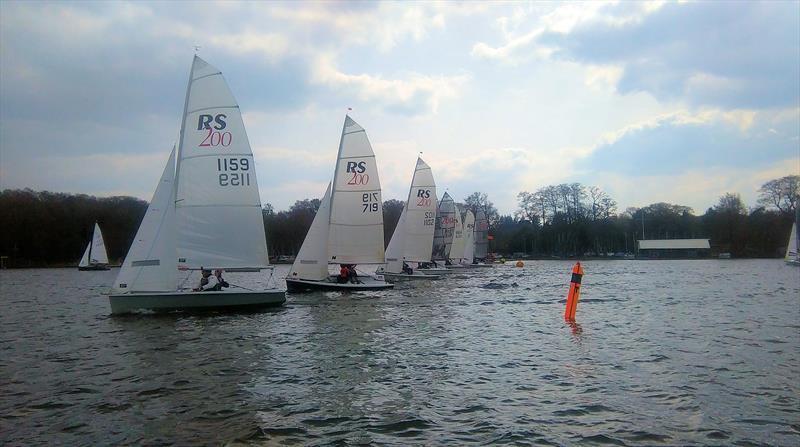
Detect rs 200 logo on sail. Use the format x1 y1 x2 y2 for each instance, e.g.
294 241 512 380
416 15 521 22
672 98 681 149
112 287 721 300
197 114 232 148
346 161 369 185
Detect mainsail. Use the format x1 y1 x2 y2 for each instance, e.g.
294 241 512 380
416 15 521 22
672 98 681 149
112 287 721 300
328 116 385 264
786 223 798 262
174 56 269 270
288 183 333 281
432 192 455 261
474 209 489 260
114 148 178 293
385 157 437 273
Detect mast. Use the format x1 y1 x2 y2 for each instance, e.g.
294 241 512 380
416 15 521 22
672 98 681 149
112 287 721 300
88 224 94 265
173 55 197 204
327 115 350 235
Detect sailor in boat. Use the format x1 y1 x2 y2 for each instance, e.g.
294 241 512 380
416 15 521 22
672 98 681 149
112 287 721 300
193 269 218 292
348 265 363 284
338 265 349 284
402 262 413 275
214 269 230 290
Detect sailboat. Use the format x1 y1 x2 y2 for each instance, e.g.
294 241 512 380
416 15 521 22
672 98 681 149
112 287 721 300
420 192 456 274
469 209 493 267
379 157 440 280
446 206 468 269
786 207 799 266
78 222 110 271
456 209 475 265
286 116 393 291
108 56 285 314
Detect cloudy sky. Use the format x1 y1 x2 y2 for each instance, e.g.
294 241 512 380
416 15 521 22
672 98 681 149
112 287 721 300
1 1 798 214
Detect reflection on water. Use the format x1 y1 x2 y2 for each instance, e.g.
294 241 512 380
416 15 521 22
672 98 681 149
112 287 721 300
1 260 798 445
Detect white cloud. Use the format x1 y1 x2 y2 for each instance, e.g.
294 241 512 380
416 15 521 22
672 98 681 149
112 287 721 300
310 53 470 114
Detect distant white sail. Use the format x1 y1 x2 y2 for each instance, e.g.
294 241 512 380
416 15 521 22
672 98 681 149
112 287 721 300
786 223 798 261
432 192 455 261
91 223 109 264
114 147 178 293
474 209 489 259
450 206 465 262
328 116 384 264
288 183 333 281
402 158 437 262
80 222 109 267
384 207 407 273
461 210 475 264
174 56 268 270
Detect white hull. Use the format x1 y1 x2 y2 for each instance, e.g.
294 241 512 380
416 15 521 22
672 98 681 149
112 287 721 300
786 259 800 266
108 289 285 314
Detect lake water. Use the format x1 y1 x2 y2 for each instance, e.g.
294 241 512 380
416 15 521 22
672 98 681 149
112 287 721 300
1 260 798 445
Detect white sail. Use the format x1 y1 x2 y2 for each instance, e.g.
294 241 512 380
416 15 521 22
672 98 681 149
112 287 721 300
432 192 455 261
461 210 475 264
113 147 178 293
79 242 91 268
288 183 333 281
786 223 798 261
384 207 407 273
174 56 268 270
402 158 437 262
91 223 109 264
450 206 465 262
328 116 384 264
474 209 489 259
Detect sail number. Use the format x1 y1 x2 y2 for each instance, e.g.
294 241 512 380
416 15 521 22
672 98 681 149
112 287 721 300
362 192 379 213
424 211 435 226
217 157 251 187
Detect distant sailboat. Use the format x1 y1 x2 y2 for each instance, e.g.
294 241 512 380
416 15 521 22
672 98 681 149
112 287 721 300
458 209 475 265
447 206 468 269
380 157 440 280
474 210 489 261
286 116 393 291
786 206 799 266
421 192 457 274
108 56 285 314
78 222 110 271
468 208 493 267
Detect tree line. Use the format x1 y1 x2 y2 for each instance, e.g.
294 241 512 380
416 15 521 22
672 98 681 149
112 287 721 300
0 175 796 267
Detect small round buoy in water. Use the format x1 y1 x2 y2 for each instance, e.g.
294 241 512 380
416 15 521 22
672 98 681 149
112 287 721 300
515 260 524 267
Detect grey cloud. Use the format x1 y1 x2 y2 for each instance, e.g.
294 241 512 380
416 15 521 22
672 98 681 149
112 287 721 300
540 2 800 109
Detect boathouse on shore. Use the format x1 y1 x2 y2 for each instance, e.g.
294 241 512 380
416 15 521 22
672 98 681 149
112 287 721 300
637 239 711 259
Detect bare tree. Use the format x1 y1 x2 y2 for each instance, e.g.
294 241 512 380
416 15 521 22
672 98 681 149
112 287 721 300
757 175 799 215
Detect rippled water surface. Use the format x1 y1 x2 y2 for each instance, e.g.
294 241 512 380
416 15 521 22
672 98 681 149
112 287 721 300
1 260 799 445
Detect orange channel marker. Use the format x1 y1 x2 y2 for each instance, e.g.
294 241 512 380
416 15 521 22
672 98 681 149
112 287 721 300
564 262 584 321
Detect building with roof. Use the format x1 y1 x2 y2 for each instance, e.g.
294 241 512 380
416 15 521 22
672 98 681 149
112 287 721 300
637 239 711 259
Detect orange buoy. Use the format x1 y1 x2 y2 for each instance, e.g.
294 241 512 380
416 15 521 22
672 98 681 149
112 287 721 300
515 260 524 267
564 262 584 321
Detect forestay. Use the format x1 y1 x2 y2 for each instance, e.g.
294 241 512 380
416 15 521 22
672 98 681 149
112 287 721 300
432 192 455 261
113 148 178 293
328 116 384 264
174 56 269 270
289 183 333 281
